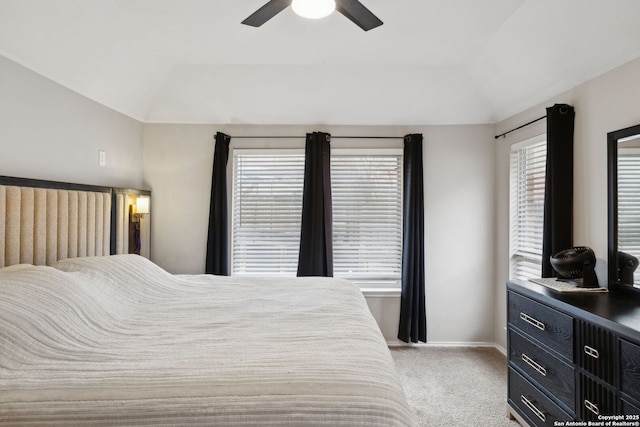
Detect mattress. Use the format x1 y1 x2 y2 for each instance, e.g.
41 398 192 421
0 255 417 426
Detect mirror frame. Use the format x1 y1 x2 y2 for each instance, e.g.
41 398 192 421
607 123 640 293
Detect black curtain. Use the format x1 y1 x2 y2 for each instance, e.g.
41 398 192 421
398 134 427 343
205 132 231 275
297 132 333 277
542 104 575 277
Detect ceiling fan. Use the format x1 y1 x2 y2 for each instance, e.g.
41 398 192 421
242 0 383 32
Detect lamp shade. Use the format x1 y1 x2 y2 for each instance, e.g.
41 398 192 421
136 197 150 215
291 0 335 19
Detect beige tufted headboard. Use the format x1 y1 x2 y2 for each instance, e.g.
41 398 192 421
0 176 151 268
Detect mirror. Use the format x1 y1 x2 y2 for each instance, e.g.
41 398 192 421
608 123 640 292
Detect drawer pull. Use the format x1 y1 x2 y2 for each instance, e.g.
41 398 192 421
521 395 546 422
584 399 600 416
584 345 600 359
521 353 547 377
520 312 546 331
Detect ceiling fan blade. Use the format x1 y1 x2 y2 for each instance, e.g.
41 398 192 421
335 0 383 31
242 0 291 27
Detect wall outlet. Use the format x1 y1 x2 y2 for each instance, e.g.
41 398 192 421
99 150 106 167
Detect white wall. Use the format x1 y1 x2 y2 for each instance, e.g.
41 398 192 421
493 56 640 351
142 124 217 273
424 125 496 345
0 55 144 188
143 123 497 344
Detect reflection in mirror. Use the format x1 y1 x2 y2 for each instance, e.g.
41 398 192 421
618 135 640 287
608 124 640 292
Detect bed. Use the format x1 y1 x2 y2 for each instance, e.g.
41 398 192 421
0 177 418 426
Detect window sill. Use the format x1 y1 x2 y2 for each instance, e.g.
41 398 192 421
361 288 402 297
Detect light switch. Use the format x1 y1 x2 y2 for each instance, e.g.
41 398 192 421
99 150 106 167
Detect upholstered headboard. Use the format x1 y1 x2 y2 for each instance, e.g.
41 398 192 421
0 176 150 268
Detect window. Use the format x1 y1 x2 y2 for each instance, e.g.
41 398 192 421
231 148 404 288
509 136 547 280
231 150 305 275
331 150 403 288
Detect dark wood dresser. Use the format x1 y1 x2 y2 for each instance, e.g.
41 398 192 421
507 280 640 426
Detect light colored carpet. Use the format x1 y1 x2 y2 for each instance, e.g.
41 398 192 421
390 346 521 427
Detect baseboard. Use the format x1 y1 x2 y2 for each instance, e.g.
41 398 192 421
494 343 507 356
387 341 507 356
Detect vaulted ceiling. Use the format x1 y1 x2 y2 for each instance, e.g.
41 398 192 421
1 0 639 125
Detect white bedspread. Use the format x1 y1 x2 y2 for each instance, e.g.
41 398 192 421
0 255 417 426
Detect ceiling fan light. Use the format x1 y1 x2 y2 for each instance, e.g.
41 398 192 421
291 0 336 19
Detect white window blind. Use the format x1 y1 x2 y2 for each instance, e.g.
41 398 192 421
618 147 640 284
509 137 547 280
231 148 403 287
231 151 304 275
331 151 403 288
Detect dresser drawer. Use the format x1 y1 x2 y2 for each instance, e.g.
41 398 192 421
579 374 617 421
508 291 573 360
577 320 615 385
509 367 574 427
621 339 640 403
509 328 575 412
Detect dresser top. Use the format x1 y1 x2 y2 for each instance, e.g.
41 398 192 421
508 279 640 341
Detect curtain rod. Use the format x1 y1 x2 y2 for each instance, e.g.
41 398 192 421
229 135 405 140
494 115 546 140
